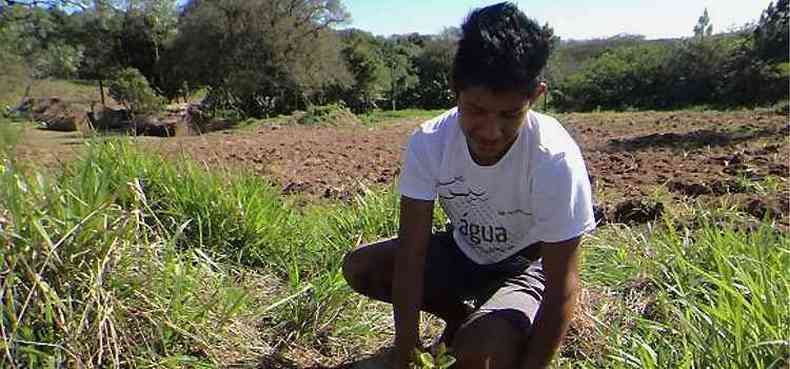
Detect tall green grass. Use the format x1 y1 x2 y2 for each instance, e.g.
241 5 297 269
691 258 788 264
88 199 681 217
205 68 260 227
1 140 259 367
564 220 789 369
1 137 787 368
0 140 406 366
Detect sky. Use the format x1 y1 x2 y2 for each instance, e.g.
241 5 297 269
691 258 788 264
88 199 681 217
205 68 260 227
340 0 774 40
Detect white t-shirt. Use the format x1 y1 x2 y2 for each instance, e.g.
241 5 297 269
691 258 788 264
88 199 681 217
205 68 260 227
399 107 596 265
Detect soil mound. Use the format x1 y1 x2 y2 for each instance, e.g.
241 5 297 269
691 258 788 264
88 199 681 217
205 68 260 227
88 107 130 130
743 195 790 222
612 199 665 224
667 179 751 197
18 97 90 132
132 114 178 137
183 104 237 134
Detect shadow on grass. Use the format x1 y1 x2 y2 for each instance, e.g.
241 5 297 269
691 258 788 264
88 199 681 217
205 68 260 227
607 125 787 152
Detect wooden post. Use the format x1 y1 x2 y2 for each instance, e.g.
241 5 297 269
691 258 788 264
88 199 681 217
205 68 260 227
98 79 106 106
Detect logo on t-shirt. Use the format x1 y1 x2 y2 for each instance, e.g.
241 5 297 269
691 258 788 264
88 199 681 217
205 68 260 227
437 176 533 259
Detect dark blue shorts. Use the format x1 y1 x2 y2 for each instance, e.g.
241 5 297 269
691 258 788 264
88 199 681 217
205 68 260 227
422 230 546 332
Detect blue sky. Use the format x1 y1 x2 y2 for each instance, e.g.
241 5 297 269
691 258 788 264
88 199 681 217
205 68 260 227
340 0 773 40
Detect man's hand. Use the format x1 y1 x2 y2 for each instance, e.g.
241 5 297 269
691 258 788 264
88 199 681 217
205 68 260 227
393 196 434 369
521 237 582 369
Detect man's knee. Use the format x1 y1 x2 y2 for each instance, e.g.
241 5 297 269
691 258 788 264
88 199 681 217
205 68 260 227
451 313 527 369
342 249 367 293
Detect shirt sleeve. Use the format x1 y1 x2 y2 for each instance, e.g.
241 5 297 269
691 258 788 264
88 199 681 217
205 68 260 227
398 130 437 201
530 147 596 243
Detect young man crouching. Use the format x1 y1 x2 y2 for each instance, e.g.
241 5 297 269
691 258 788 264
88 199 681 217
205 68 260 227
343 3 595 369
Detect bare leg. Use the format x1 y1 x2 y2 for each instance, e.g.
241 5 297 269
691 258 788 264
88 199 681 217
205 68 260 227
451 313 527 369
342 238 472 342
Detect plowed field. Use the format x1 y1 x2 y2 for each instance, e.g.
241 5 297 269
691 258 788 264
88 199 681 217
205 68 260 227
160 110 789 228
15 110 790 228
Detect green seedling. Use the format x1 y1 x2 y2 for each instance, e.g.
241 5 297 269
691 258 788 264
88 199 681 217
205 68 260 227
411 343 456 369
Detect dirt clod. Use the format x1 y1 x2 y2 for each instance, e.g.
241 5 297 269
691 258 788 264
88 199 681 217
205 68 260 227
744 196 790 221
613 199 664 224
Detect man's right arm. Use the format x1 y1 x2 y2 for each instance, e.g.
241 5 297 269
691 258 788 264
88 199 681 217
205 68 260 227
393 195 434 369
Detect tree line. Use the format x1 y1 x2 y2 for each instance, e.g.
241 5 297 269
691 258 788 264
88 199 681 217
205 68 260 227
1 0 787 118
548 4 789 111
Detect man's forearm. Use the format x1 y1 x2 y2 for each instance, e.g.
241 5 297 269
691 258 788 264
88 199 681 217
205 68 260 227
393 244 427 368
521 278 580 369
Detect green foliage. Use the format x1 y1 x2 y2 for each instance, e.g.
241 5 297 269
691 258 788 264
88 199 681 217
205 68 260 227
754 0 789 63
409 29 458 109
545 34 648 85
77 12 122 83
0 141 251 367
693 8 714 40
556 44 670 110
554 2 789 111
32 43 84 79
383 42 419 111
297 102 360 126
166 0 352 117
716 39 789 106
359 108 446 127
574 219 789 369
3 0 787 115
412 343 456 369
108 67 163 115
339 30 391 112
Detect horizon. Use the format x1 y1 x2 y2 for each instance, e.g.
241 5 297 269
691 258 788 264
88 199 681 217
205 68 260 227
340 0 774 41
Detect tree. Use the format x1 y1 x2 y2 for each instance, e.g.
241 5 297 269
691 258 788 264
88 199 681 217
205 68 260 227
382 41 418 111
168 0 352 116
715 1 789 106
337 30 389 112
108 67 163 115
754 0 789 63
114 0 177 92
693 8 713 40
556 44 671 111
410 27 458 109
78 9 122 105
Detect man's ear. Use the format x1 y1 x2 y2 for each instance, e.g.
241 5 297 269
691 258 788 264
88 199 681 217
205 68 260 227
449 79 460 101
529 81 547 104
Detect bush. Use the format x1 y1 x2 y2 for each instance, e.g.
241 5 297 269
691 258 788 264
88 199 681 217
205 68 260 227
555 44 670 111
108 67 164 115
297 102 361 126
32 44 84 79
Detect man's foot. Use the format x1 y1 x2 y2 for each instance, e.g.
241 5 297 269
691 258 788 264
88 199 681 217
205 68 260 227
424 301 474 353
429 309 472 353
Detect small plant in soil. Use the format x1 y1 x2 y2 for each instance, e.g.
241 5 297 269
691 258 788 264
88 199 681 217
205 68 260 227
411 343 456 369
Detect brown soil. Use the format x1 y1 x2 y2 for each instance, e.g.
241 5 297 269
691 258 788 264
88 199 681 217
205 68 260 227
13 110 790 228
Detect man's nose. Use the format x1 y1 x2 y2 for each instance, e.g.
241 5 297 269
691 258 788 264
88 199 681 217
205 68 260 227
474 119 501 141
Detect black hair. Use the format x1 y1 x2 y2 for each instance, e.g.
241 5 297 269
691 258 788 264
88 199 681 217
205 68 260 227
451 2 553 94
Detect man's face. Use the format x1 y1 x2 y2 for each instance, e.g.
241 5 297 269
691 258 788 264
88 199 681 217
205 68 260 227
457 86 534 166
